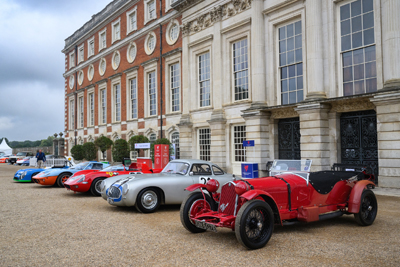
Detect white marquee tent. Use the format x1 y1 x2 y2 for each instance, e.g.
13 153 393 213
0 139 13 155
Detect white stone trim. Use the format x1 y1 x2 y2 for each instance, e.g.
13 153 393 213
126 42 137 63
166 19 180 46
144 31 157 55
126 6 138 35
111 18 121 44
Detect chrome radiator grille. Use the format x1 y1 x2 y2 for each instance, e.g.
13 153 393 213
108 185 121 199
218 182 237 216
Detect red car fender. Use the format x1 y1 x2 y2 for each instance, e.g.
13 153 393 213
185 183 207 192
240 189 276 202
348 180 375 213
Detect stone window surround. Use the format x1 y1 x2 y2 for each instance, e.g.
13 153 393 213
69 97 75 130
111 18 121 44
127 41 137 63
335 0 383 97
77 70 84 86
267 7 306 107
112 50 121 70
98 27 107 52
125 68 139 121
222 25 251 104
110 76 122 123
144 31 157 55
126 6 138 35
78 44 85 64
99 58 107 76
166 19 180 46
87 87 95 127
77 92 84 129
164 52 181 114
144 0 157 25
69 51 75 69
98 82 107 125
87 64 95 81
143 61 158 118
189 37 213 110
87 36 95 59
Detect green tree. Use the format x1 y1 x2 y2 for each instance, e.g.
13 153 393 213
128 135 150 152
40 136 55 147
94 136 113 160
82 142 97 161
71 145 84 160
150 138 171 161
112 139 130 163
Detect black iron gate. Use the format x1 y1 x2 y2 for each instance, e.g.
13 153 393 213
278 118 301 160
340 110 378 182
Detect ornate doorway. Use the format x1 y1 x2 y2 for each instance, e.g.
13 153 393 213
340 110 378 182
278 118 301 160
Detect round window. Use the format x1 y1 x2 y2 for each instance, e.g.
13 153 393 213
112 51 121 70
127 42 137 63
99 58 106 76
78 70 84 86
145 32 156 55
87 64 94 81
69 75 74 89
166 20 180 45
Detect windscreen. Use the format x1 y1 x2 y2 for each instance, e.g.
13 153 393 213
162 162 190 175
270 159 312 180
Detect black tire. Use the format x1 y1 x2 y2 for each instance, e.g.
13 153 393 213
56 173 71 187
90 178 105 196
180 192 216 233
235 200 274 250
354 189 378 226
135 188 161 213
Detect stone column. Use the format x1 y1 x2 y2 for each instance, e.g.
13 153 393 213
181 33 190 114
207 110 226 169
251 0 266 104
371 92 400 188
177 114 193 159
212 20 223 110
305 0 326 100
382 0 400 89
241 109 270 177
295 103 330 171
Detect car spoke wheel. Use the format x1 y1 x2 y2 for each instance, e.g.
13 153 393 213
235 200 274 250
90 178 105 196
136 189 161 213
180 192 216 233
354 189 378 226
57 173 70 187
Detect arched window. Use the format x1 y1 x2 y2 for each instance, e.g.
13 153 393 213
149 133 157 144
171 132 180 159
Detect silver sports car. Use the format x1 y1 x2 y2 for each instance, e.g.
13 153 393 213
100 159 234 213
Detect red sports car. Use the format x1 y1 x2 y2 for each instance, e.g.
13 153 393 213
64 162 162 196
180 160 377 250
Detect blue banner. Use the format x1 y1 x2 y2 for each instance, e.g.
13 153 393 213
243 140 255 147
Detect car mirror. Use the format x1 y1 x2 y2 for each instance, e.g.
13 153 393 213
189 171 193 176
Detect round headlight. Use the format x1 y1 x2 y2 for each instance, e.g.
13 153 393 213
206 179 219 193
122 184 129 195
235 181 250 195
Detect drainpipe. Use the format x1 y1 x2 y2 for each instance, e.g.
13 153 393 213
159 0 163 139
74 45 78 146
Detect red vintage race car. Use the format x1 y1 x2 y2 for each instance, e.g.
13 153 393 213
64 163 162 196
180 160 377 250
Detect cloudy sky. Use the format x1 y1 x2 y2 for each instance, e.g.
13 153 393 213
0 0 111 141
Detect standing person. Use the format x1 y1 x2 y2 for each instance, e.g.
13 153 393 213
36 150 46 168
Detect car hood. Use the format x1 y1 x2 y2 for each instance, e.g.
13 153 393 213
110 172 180 185
16 168 44 174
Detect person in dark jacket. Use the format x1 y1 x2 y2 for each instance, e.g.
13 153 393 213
36 150 46 168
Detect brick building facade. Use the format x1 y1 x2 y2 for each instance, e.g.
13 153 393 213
63 0 182 160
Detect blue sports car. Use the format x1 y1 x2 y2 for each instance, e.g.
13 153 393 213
32 161 110 187
13 165 71 183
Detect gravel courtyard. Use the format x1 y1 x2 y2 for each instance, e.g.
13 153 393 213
1 164 399 267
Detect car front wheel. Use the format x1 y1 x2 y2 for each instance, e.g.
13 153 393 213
135 188 161 213
235 199 274 250
56 173 70 187
354 189 378 226
90 178 105 196
180 192 216 233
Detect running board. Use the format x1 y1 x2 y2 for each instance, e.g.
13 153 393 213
319 211 344 221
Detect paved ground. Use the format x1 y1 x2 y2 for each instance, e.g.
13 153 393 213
1 164 399 267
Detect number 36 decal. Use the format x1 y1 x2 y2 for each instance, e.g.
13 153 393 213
199 177 211 184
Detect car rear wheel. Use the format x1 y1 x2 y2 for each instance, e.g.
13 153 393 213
90 178 105 196
56 173 70 187
135 188 161 213
235 200 274 250
354 189 378 226
180 192 216 233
